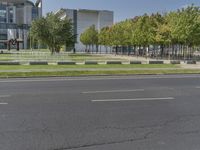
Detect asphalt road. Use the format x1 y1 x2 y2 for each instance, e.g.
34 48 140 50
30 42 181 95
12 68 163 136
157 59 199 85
0 75 200 150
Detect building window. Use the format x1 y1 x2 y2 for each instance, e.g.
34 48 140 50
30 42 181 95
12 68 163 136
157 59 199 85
9 7 14 23
0 5 7 23
0 34 7 40
0 23 6 29
32 7 38 20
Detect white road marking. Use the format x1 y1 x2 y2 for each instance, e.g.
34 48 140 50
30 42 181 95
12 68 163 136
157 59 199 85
0 103 8 105
82 89 144 94
92 97 175 102
0 75 200 83
0 95 10 98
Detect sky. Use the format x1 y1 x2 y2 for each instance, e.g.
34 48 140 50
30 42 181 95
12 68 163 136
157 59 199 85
40 0 200 22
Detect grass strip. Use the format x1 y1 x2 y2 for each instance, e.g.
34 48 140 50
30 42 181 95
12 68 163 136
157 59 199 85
0 64 178 70
0 69 199 78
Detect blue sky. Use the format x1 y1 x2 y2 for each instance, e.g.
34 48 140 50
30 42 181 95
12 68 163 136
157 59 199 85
41 0 200 22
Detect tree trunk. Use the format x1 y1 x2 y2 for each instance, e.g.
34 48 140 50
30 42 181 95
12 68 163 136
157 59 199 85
99 45 101 54
146 45 149 59
160 44 164 58
51 48 54 55
96 45 98 53
116 46 118 55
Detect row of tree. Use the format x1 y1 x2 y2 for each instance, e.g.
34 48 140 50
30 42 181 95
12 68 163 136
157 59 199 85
80 5 200 59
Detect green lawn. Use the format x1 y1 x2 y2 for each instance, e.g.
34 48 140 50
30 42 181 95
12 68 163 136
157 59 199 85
0 69 199 78
68 53 127 61
0 51 128 62
0 64 179 70
0 51 197 78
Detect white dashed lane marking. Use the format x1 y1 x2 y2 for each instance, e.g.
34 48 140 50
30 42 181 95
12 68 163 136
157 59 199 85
0 103 8 105
0 95 10 98
82 89 144 94
92 97 175 102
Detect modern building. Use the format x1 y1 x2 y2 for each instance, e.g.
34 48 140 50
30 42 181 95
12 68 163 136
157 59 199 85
0 0 42 49
56 8 114 52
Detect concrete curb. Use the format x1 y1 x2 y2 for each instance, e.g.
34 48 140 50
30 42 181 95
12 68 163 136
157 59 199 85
0 61 198 65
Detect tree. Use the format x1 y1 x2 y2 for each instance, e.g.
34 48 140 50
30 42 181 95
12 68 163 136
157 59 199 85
80 25 98 52
80 31 90 52
80 5 200 60
30 12 75 54
98 26 111 53
167 5 200 58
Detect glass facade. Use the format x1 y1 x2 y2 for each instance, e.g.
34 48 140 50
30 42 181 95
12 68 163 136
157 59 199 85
0 0 42 49
0 29 7 49
32 7 38 20
9 7 14 23
0 4 7 23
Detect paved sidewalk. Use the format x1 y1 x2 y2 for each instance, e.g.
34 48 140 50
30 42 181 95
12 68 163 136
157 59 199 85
180 64 200 69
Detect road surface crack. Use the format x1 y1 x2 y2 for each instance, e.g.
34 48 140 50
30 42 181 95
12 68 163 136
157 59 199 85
53 131 153 150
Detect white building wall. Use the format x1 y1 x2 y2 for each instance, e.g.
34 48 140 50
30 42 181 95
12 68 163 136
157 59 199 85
75 10 113 52
60 9 113 52
13 6 16 23
16 7 24 24
75 10 99 51
97 11 114 53
24 5 32 25
98 11 113 30
65 9 74 20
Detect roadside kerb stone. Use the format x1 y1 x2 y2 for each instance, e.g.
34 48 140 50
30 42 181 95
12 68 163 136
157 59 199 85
0 61 20 65
187 60 196 64
29 61 48 65
106 61 122 65
57 61 76 65
130 61 142 64
85 61 98 65
171 60 181 64
149 61 164 64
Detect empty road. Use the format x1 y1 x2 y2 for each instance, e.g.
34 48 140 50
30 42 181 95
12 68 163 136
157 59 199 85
0 75 200 150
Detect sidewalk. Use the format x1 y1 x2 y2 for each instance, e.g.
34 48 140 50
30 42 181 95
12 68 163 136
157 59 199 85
103 54 172 64
180 64 200 69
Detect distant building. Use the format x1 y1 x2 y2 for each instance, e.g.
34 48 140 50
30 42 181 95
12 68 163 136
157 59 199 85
0 0 42 49
56 8 114 52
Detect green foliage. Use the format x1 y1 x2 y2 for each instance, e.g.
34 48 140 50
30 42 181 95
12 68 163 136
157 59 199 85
80 25 98 51
97 5 200 49
167 5 200 45
30 12 75 54
98 27 110 46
